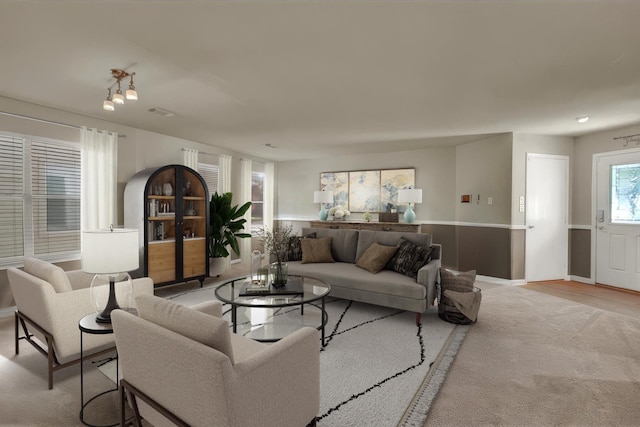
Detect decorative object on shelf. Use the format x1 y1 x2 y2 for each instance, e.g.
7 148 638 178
259 224 294 288
398 188 423 224
329 205 351 220
163 182 173 196
313 190 334 221
82 226 138 323
102 68 138 111
363 211 372 222
209 192 252 276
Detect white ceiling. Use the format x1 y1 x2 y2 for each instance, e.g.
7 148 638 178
1 0 639 161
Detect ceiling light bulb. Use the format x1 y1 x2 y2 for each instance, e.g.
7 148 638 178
576 116 590 123
113 90 125 104
126 87 138 100
103 89 115 111
126 74 138 100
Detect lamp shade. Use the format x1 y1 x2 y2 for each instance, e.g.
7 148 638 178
397 189 423 204
82 228 139 274
313 190 334 204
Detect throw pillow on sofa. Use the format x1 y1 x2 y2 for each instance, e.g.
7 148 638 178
386 238 433 279
287 232 317 261
301 237 335 264
356 242 399 274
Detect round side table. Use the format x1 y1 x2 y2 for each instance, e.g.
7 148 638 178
78 314 118 427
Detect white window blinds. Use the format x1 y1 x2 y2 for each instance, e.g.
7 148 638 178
31 139 81 255
198 163 219 198
0 133 80 264
0 136 24 259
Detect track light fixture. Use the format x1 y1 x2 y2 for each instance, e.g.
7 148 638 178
103 69 138 111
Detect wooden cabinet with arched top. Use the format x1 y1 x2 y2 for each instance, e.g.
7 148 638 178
124 164 209 287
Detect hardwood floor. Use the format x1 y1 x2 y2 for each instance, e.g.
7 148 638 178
522 280 640 319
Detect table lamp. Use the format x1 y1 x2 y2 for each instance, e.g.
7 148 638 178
398 189 422 224
82 226 139 323
313 190 334 221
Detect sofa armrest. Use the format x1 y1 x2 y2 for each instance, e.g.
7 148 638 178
416 244 442 306
190 300 223 318
232 327 320 426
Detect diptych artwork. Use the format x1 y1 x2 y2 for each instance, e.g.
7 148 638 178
320 168 415 213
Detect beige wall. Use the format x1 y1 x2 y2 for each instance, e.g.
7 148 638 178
455 134 512 225
276 145 458 222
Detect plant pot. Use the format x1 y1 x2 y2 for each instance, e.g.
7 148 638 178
209 256 229 277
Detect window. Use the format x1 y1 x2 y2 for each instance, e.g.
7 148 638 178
0 133 80 265
198 163 218 198
251 171 264 234
611 163 640 223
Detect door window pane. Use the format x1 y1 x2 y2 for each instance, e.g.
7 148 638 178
611 163 640 223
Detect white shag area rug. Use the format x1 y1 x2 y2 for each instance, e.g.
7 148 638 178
104 283 468 426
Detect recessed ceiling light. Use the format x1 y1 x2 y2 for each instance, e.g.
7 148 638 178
576 116 590 123
265 143 278 148
148 107 175 118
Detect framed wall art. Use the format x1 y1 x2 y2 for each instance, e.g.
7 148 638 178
319 168 415 213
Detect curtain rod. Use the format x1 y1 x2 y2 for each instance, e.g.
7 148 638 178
184 148 269 165
0 110 126 138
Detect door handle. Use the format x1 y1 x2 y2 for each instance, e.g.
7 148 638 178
528 225 534 229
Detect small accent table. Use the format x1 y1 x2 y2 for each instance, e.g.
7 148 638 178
78 314 118 427
215 275 331 346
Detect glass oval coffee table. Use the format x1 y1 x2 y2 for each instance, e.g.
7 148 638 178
215 275 330 347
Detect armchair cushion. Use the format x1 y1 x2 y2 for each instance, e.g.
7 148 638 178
23 257 72 293
135 294 234 364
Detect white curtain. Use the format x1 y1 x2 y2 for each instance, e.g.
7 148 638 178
183 148 198 170
81 127 118 231
264 162 275 231
239 158 253 265
219 154 232 193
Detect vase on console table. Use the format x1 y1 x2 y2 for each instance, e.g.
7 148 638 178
270 261 288 288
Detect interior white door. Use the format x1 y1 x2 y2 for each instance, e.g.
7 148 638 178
595 150 640 291
525 154 569 282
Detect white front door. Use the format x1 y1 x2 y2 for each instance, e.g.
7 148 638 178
595 149 640 291
525 154 569 282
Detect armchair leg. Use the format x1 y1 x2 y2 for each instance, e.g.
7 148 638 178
307 417 317 427
415 312 421 326
14 311 19 355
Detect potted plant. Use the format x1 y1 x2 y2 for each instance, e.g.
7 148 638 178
208 192 252 276
259 224 294 287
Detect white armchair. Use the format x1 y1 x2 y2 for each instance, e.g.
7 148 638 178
7 257 154 389
112 294 320 427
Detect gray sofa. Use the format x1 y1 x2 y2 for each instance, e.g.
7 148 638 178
287 227 441 325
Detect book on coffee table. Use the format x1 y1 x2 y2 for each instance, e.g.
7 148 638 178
239 276 304 297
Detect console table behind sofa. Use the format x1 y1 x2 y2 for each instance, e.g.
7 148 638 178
309 220 421 233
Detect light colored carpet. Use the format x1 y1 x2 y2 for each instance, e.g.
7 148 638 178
162 283 462 427
426 282 640 426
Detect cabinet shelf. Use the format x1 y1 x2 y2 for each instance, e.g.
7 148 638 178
148 195 175 200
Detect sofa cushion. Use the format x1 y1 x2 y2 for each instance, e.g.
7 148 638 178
286 232 316 262
302 228 359 263
386 238 434 279
135 294 234 364
23 257 72 293
355 230 431 262
355 242 398 274
301 237 335 264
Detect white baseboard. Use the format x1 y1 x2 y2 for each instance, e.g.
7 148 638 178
476 274 525 286
570 275 595 284
0 306 16 318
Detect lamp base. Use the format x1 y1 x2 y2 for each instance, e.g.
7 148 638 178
404 206 416 224
319 205 328 221
90 272 133 324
